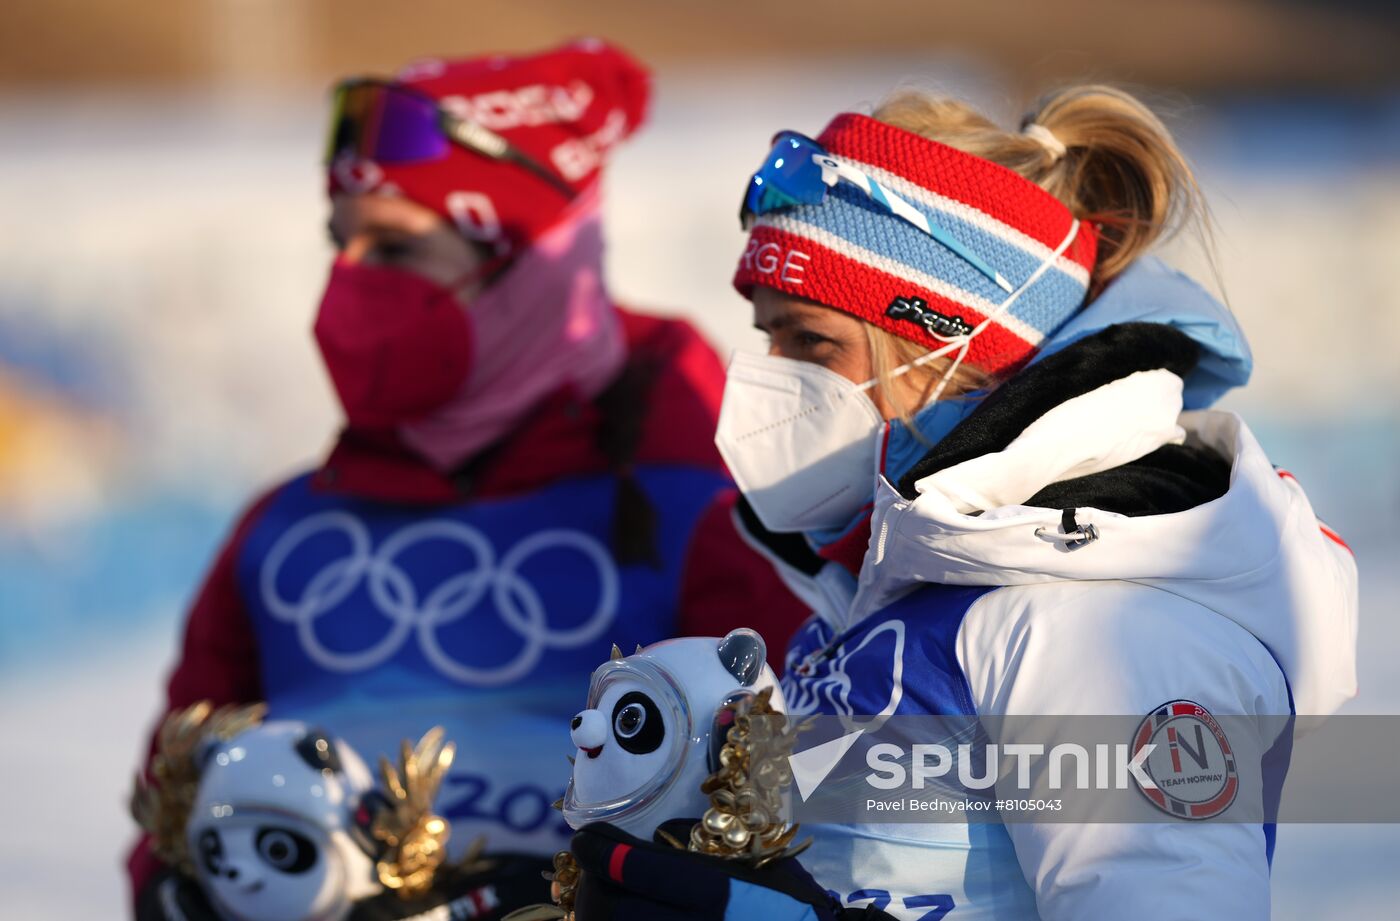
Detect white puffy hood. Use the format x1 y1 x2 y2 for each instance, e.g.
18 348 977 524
853 400 1358 718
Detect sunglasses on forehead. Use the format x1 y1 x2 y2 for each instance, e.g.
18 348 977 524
324 78 576 199
740 131 1013 293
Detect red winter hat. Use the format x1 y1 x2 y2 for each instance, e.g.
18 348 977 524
327 38 650 254
734 114 1098 378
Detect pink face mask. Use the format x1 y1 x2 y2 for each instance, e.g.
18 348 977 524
314 197 625 468
399 201 626 471
313 260 476 429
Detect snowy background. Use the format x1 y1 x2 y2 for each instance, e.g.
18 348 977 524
2 56 1398 919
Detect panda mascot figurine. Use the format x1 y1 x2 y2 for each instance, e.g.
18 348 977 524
561 627 783 840
543 630 852 921
131 704 535 921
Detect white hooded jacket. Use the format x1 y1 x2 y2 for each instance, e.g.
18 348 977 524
860 392 1358 720
756 322 1358 921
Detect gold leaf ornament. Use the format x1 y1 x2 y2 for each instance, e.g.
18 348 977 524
129 701 268 876
501 849 577 921
685 686 812 868
547 849 580 918
372 726 460 900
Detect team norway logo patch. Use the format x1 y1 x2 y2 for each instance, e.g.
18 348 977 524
1131 699 1239 820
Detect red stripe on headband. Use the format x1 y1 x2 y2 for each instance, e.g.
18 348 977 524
818 113 1094 271
735 224 1039 377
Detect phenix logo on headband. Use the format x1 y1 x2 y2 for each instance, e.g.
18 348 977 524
733 113 1098 377
886 296 974 339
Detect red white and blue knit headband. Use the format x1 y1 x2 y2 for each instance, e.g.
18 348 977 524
733 113 1099 377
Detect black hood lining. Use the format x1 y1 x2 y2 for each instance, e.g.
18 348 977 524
896 322 1202 499
1024 442 1232 518
735 494 826 577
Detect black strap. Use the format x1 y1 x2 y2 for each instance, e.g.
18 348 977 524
735 495 825 578
594 357 662 567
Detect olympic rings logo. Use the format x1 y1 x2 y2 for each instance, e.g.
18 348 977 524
258 512 619 687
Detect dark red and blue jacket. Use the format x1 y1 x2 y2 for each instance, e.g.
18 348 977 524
128 309 809 899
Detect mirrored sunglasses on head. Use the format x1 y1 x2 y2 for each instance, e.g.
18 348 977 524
324 78 576 198
740 131 1012 292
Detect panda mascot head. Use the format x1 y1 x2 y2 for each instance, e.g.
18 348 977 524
185 721 382 921
562 628 785 839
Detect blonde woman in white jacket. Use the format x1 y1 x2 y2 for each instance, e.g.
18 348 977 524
564 86 1357 921
711 87 1357 920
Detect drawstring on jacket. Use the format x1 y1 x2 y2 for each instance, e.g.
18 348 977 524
1035 507 1099 550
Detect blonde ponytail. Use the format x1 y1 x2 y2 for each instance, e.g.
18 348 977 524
873 84 1211 290
1025 85 1208 285
858 85 1212 421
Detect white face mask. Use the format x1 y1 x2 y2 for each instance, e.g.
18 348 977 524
715 348 957 534
717 220 1081 535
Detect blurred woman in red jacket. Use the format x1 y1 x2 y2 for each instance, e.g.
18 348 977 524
128 39 805 917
